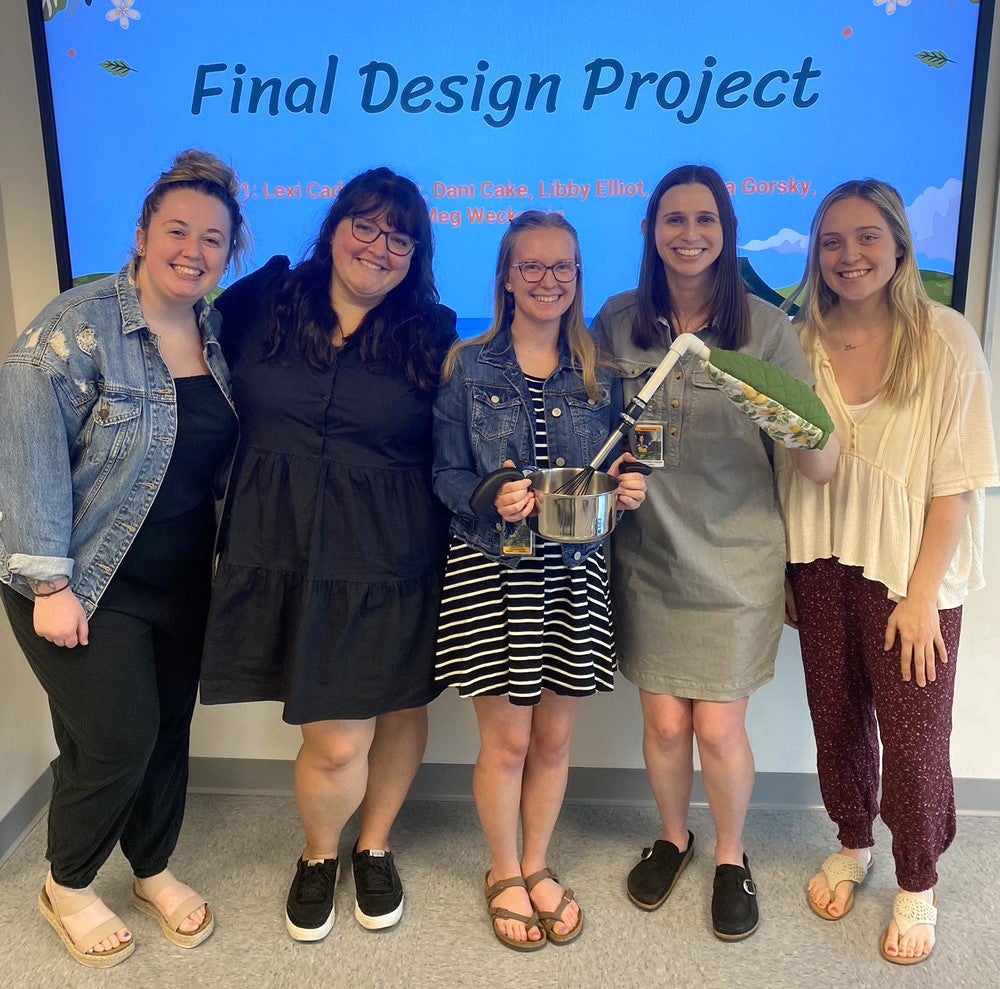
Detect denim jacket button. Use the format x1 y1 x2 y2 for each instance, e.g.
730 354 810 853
555 457 566 467
573 551 582 561
490 395 500 404
551 407 562 417
495 522 503 531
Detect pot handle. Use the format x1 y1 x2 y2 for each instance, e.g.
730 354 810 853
618 462 652 477
469 467 529 519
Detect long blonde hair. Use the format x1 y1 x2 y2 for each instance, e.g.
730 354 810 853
442 211 601 399
787 179 931 405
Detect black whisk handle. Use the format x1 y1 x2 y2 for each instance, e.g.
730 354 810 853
469 468 527 519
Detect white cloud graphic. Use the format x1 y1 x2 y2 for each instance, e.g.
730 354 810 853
740 227 808 255
739 179 963 265
907 178 961 262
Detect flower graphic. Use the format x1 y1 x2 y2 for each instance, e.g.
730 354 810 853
874 0 911 13
106 0 140 29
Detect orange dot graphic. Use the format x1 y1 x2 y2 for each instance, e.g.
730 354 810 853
68 49 77 56
843 27 853 38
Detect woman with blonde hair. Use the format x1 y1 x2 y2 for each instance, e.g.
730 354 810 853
777 178 998 964
433 210 646 950
0 149 249 966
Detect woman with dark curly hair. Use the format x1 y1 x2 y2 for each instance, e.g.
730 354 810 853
200 167 456 942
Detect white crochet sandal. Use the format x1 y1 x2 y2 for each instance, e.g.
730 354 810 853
880 890 938 965
808 851 874 920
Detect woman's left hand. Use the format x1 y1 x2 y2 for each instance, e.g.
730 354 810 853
885 593 947 687
609 453 647 511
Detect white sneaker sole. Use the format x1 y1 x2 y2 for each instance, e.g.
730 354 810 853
286 907 334 942
354 895 403 931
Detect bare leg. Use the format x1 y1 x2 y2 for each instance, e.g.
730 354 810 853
295 719 376 860
520 691 581 937
472 695 541 945
692 698 753 866
356 706 428 851
638 691 694 851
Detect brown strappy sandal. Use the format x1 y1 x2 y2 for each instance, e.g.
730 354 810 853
524 867 584 945
483 873 546 952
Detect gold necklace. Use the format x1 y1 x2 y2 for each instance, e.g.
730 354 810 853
831 322 885 352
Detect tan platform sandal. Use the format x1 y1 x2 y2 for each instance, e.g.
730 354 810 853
132 870 214 948
39 877 134 968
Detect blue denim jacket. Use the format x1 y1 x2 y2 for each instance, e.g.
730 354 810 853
0 262 232 615
432 325 622 568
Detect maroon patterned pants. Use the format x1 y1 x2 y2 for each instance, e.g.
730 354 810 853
789 557 961 892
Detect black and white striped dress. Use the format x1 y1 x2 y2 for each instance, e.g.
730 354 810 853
435 375 616 705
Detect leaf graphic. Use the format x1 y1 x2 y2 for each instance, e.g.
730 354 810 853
100 59 137 78
916 51 955 69
42 0 68 20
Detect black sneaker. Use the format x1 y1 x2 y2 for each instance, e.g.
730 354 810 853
712 853 759 941
285 856 339 941
627 831 694 910
352 843 404 930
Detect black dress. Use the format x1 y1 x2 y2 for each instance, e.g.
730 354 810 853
200 257 457 724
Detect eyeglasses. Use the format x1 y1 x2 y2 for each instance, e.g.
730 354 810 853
510 261 579 283
350 217 417 257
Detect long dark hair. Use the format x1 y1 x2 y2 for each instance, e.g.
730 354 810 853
266 166 445 390
632 164 749 351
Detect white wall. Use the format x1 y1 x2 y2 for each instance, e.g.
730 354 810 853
0 0 62 821
3 5 999 824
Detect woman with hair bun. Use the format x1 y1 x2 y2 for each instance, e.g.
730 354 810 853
0 149 250 966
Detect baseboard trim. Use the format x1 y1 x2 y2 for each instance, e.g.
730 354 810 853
186 757 1000 815
0 769 51 868
4 761 999 864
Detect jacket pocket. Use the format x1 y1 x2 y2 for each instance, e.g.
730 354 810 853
84 393 142 466
565 388 612 457
470 385 520 443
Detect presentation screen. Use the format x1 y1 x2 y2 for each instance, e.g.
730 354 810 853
32 0 990 335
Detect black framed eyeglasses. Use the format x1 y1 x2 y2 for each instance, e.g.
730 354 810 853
350 216 417 257
510 261 579 283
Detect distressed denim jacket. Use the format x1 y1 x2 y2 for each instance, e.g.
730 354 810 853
0 262 232 615
432 325 622 568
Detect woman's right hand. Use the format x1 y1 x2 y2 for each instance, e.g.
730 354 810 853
33 591 90 648
494 459 536 522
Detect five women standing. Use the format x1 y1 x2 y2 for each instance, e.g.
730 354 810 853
3 156 994 968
